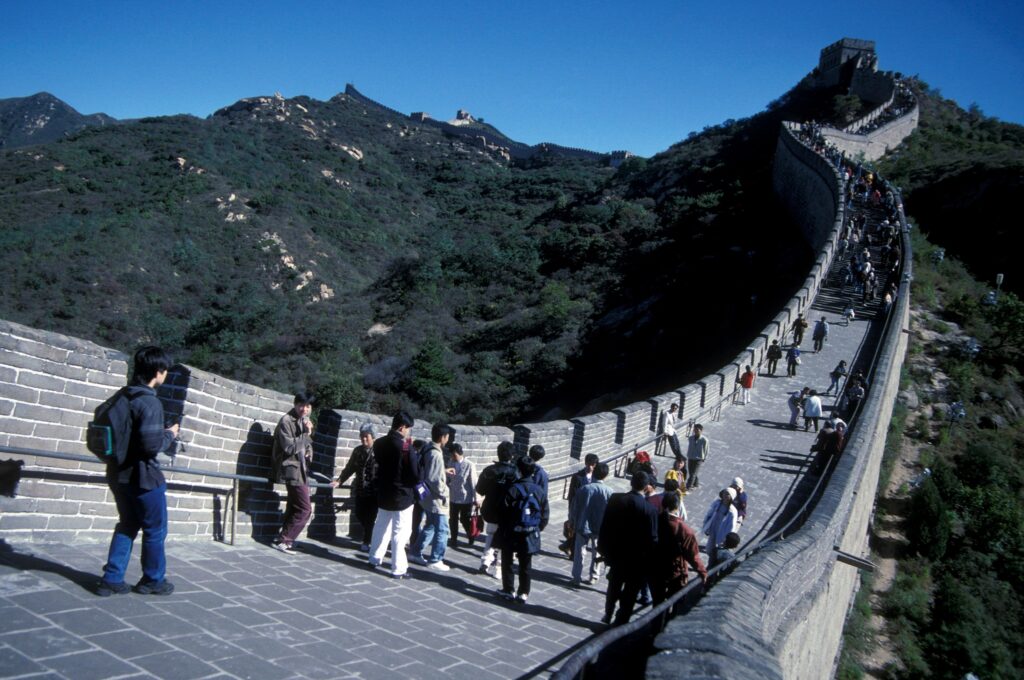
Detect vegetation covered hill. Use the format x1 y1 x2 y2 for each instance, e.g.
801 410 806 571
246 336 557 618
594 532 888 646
0 92 116 150
0 80 841 424
878 80 1024 295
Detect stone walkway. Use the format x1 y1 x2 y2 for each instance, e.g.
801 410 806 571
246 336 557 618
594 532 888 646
0 248 890 680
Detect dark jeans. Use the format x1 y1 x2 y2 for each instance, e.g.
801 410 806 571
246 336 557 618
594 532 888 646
279 483 311 545
353 494 378 545
605 563 647 624
102 481 168 586
449 503 474 545
767 358 779 375
410 503 423 546
501 547 533 596
666 434 682 462
686 459 703 489
813 336 825 352
804 416 820 432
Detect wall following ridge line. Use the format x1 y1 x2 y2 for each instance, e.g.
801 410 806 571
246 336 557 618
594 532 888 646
0 156 842 544
649 120 913 680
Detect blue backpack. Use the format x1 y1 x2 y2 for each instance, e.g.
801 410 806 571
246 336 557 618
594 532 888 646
507 482 543 534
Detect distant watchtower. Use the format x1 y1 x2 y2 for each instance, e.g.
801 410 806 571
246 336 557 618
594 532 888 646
817 38 877 87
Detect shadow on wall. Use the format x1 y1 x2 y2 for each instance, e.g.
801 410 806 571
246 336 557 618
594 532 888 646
0 459 24 496
236 421 280 541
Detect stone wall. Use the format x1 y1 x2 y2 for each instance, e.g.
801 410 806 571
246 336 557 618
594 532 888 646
819 105 919 162
649 120 913 680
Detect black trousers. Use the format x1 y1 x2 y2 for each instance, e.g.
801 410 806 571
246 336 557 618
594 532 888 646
449 503 474 544
353 494 378 544
605 563 648 624
501 547 533 596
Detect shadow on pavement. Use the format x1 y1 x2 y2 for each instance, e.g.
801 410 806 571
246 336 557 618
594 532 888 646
0 539 98 594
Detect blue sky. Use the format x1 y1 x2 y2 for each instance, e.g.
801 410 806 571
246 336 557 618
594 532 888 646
2 1 1022 157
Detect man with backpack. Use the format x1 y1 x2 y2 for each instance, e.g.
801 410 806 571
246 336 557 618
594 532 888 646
94 346 179 597
495 456 549 604
476 441 519 577
335 423 378 552
272 391 316 554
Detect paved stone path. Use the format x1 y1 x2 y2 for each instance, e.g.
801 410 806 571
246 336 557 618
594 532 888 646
0 243 891 680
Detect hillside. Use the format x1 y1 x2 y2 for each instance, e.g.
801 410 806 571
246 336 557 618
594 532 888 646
877 80 1024 294
0 92 116 150
0 81 840 424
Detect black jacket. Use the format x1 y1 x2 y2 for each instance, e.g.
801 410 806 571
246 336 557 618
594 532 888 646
598 491 659 568
113 385 174 490
475 460 518 524
374 430 416 511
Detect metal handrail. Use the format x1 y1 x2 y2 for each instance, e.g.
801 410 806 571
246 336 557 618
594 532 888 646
0 444 339 545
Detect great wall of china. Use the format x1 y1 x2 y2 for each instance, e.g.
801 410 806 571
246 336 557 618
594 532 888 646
0 38 918 678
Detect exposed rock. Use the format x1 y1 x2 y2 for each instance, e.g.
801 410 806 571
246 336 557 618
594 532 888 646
897 390 919 409
977 414 1007 430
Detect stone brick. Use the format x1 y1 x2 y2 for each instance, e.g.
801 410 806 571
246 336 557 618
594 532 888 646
0 334 70 362
33 423 82 441
0 383 40 404
38 390 88 411
0 347 53 373
58 409 91 428
47 515 95 530
64 485 109 502
0 399 13 416
67 353 112 371
0 513 48 530
86 369 124 387
0 416 35 435
64 380 115 400
0 366 16 382
13 402 68 423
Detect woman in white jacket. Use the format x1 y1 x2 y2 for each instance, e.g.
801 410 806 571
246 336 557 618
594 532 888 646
702 488 738 566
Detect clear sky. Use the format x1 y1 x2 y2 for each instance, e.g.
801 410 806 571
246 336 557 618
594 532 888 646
2 1 1022 157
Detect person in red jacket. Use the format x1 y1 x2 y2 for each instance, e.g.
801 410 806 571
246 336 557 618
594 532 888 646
652 492 707 605
737 365 755 405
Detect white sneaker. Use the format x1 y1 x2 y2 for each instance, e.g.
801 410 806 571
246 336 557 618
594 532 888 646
427 561 451 572
273 542 295 555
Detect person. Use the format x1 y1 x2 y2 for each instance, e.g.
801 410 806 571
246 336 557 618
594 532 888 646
272 391 316 555
561 453 599 557
737 365 755 404
826 360 848 396
662 478 687 520
730 477 748 526
788 388 807 430
598 472 659 625
845 380 866 418
843 302 856 326
569 462 613 586
528 445 549 498
495 457 549 604
335 423 378 551
812 316 829 353
409 423 454 570
786 345 801 377
652 492 707 605
791 314 809 346
660 403 683 461
803 390 823 432
446 443 476 548
811 422 845 474
711 532 741 568
685 424 709 490
476 441 518 576
664 457 687 491
367 411 417 579
96 346 179 596
766 340 783 376
628 450 657 480
702 488 738 566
